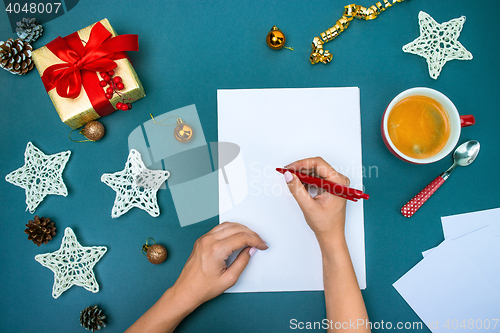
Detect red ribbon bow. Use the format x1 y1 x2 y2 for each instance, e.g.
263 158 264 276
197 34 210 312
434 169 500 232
42 22 139 116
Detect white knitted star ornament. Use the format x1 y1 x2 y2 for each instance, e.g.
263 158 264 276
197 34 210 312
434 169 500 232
101 149 170 218
5 142 71 213
403 11 472 79
35 227 107 299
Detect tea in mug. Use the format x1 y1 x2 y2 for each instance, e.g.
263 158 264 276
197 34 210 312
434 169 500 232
387 95 451 159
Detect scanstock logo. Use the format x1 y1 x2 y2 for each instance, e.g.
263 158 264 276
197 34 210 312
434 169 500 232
127 105 248 227
3 0 80 33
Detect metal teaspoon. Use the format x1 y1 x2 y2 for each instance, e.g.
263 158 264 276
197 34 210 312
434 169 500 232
401 140 480 218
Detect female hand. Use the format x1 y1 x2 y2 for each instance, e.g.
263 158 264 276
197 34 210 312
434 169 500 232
125 222 267 333
127 222 267 333
284 157 350 245
284 157 371 332
172 222 268 309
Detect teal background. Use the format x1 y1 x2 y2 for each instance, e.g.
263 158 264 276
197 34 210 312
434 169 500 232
1 0 499 332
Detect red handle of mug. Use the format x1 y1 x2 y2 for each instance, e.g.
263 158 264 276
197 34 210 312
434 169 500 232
460 115 475 127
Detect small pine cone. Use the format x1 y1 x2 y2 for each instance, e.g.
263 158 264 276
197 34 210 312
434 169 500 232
16 18 43 43
80 305 107 332
0 38 34 75
25 215 56 246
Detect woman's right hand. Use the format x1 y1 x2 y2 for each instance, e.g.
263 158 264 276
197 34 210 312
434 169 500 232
284 157 370 332
283 157 350 245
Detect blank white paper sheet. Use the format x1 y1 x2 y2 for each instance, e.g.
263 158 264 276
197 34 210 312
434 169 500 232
217 87 366 292
442 207 500 239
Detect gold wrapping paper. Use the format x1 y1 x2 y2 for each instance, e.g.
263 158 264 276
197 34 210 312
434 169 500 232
32 19 145 129
310 0 405 65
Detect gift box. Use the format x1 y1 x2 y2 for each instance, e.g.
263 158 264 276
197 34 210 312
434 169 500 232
32 19 145 129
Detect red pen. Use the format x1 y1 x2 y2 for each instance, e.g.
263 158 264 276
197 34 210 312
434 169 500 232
276 168 369 202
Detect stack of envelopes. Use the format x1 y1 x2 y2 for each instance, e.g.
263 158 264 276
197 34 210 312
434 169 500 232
394 208 500 333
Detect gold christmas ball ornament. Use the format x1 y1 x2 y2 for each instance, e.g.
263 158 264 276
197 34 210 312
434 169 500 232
174 118 193 143
150 114 194 143
83 121 105 142
142 238 168 265
147 244 168 264
266 26 293 51
267 25 286 49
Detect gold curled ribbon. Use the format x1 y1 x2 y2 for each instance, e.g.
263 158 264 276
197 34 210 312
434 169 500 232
310 0 405 65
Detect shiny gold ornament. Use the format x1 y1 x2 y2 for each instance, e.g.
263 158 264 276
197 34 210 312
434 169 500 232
266 26 293 51
310 0 405 64
83 121 105 141
150 114 194 143
173 118 194 143
267 26 286 49
142 238 168 265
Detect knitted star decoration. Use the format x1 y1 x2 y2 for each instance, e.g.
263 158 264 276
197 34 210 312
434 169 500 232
403 11 472 79
5 142 71 213
101 149 170 218
35 227 107 299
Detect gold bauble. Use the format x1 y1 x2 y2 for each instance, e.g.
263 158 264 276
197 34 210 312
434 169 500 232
266 25 286 50
82 120 105 141
174 118 193 143
146 244 168 265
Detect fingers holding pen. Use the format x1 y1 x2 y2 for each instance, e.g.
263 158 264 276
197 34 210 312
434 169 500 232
282 169 320 213
286 156 350 186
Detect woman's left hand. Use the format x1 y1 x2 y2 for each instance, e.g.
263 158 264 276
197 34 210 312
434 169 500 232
172 222 268 308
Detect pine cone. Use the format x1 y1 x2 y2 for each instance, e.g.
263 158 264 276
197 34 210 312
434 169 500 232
0 38 34 75
16 18 43 43
80 305 107 332
25 215 56 246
